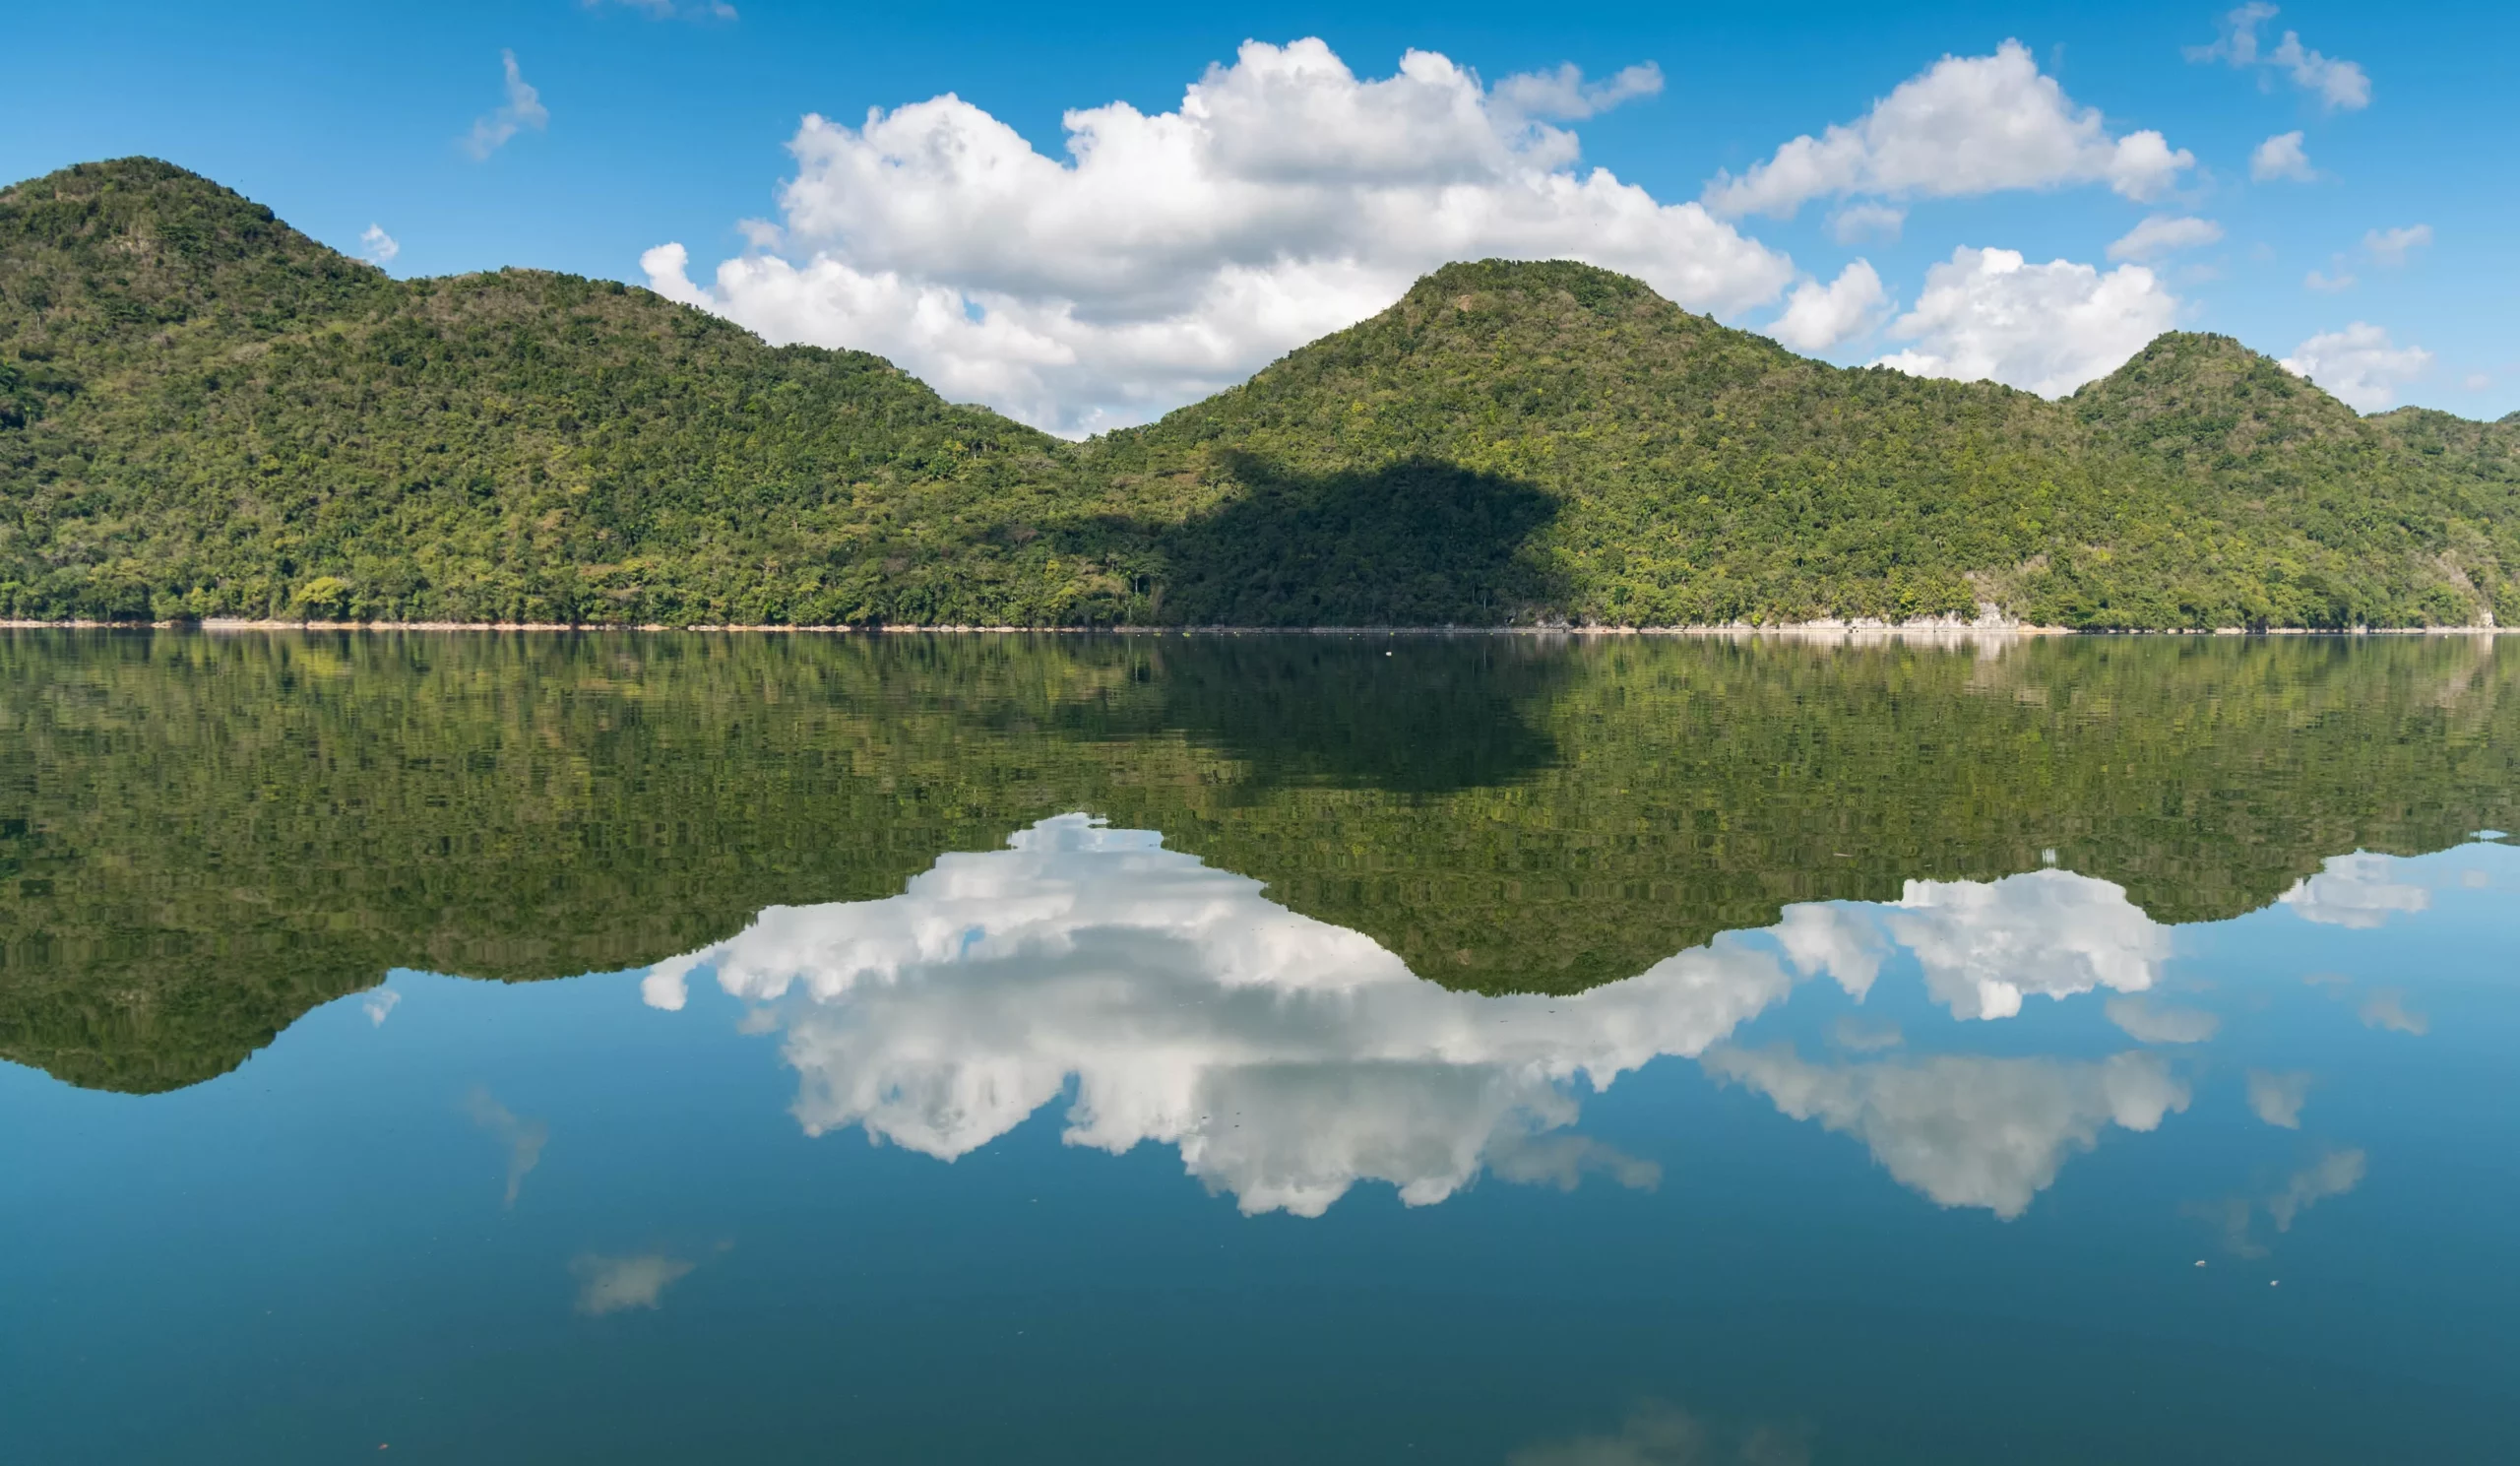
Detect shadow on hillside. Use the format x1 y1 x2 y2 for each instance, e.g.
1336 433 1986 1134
1140 452 1569 628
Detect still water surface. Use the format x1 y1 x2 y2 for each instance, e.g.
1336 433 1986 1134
1 630 2515 1463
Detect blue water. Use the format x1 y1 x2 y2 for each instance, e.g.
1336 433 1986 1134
6 818 2513 1464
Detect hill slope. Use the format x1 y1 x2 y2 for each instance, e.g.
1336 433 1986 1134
1077 262 2520 627
4 159 2516 628
0 159 1082 624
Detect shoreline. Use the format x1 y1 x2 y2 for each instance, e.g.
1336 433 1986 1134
0 618 2504 637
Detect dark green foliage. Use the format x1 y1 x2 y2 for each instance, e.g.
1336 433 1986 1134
0 159 1076 626
2064 333 2520 627
1085 262 2520 628
4 161 2518 628
1108 453 1570 626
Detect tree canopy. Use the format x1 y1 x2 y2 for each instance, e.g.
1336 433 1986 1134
4 159 2517 628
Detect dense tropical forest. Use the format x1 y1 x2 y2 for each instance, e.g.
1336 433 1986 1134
5 159 2517 629
3 628 2513 1093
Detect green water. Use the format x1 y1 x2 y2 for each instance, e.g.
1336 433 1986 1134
1 630 2514 1461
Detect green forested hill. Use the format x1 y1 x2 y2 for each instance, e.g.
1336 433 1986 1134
4 159 2517 628
1087 263 2520 627
0 159 1079 624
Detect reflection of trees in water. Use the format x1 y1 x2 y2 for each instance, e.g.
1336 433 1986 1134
0 629 2512 1091
1136 632 1572 796
1137 633 2518 992
1010 624 1572 797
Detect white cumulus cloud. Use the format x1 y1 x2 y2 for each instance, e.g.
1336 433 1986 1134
357 223 400 266
2189 6 2371 110
1764 260 1889 352
2108 215 2223 262
2287 322 2426 395
2250 131 2316 182
1872 247 2180 400
643 39 1794 435
1703 40 2191 220
463 50 548 160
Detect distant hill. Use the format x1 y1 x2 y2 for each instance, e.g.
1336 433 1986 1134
4 159 2516 628
0 159 1065 626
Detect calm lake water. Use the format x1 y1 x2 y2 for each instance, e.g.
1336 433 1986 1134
2 630 2515 1464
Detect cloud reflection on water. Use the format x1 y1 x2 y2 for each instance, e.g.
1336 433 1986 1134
2106 994 2221 1045
633 816 2412 1218
2246 1070 2313 1129
573 1252 697 1315
464 1086 549 1210
647 815 1790 1215
1888 869 2169 1019
2357 988 2429 1035
1702 1047 2187 1218
2279 852 2431 929
2192 1147 2369 1256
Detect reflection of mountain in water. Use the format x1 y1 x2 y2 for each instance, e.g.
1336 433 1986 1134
1118 634 1571 796
2 631 2511 1092
645 814 2240 1219
645 816 1760 1215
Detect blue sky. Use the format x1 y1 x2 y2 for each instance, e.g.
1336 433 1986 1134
8 1 2511 431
